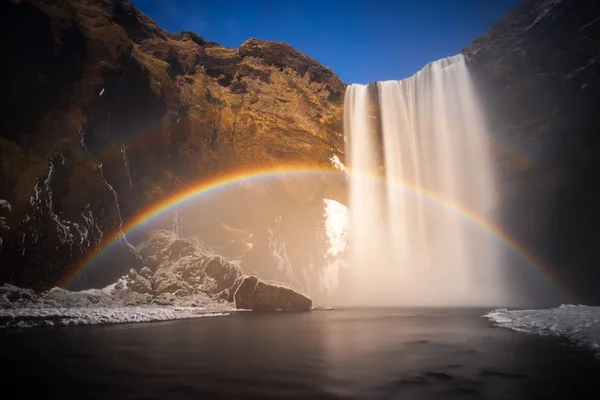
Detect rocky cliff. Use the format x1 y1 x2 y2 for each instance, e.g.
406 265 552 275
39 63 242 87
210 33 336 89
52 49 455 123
464 0 600 302
3 0 600 304
0 0 344 292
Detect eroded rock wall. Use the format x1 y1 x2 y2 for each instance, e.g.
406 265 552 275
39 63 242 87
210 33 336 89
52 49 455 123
0 0 344 291
464 0 600 303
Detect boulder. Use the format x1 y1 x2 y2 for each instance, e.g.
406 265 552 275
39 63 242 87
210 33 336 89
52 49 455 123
233 275 312 311
204 256 242 292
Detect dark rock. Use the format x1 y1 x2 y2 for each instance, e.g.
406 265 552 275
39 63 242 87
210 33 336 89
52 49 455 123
203 256 242 292
153 274 189 296
464 0 600 303
233 275 312 311
0 0 343 292
224 275 245 303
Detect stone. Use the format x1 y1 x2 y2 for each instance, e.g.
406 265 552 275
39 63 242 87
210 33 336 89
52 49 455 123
233 275 312 311
203 256 242 292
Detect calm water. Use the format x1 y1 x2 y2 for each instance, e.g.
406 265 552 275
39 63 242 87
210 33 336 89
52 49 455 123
1 308 599 399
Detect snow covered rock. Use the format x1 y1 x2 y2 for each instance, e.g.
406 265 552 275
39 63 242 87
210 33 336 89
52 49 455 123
124 268 152 294
0 283 235 329
138 231 242 297
233 275 312 311
0 284 36 307
485 305 600 357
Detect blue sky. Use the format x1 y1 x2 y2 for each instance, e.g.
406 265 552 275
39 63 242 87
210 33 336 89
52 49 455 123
132 0 521 84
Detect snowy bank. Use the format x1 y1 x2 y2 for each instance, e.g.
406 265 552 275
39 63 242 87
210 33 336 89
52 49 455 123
0 283 235 329
0 307 228 329
485 305 600 356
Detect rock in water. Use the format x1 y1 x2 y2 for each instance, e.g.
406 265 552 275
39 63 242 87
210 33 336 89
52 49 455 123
233 275 312 311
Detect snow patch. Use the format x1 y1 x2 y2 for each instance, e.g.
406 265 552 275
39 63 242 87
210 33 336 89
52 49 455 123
322 199 348 294
28 161 76 247
485 305 600 357
121 143 133 188
323 199 348 257
0 200 11 211
98 163 123 228
0 283 235 329
330 155 346 171
101 276 128 295
96 163 139 257
527 0 563 30
268 216 294 278
0 307 228 329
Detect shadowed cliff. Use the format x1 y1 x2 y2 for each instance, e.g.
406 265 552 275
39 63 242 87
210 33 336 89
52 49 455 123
2 0 600 304
464 0 600 303
0 0 344 291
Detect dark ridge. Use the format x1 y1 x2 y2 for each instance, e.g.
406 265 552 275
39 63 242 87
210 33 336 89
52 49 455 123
112 0 165 43
239 38 345 100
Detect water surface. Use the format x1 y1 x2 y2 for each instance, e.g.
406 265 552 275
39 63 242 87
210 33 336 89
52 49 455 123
2 308 599 399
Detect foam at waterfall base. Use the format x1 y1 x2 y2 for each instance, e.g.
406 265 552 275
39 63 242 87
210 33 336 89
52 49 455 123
341 262 507 307
485 305 600 357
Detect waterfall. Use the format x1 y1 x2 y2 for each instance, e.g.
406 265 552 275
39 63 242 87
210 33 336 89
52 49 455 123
343 55 503 306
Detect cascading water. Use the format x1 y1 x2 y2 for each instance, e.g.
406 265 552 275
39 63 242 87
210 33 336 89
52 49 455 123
343 55 503 306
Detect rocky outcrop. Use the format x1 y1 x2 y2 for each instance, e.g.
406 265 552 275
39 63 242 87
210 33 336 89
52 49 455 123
233 275 312 311
7 0 598 305
464 0 600 302
1 230 312 314
204 256 241 292
124 268 152 294
135 230 243 299
0 0 344 291
465 0 600 170
131 231 311 310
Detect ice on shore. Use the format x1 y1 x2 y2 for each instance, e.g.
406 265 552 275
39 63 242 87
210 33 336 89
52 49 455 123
0 284 234 329
0 307 228 329
485 305 600 356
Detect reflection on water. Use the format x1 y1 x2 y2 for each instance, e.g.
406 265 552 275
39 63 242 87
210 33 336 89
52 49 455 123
1 309 599 399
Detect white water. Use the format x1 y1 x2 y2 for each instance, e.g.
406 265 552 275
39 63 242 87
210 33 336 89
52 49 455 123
343 55 503 306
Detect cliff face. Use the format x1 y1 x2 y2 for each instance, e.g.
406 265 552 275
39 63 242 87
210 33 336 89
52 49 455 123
4 0 600 303
464 0 600 302
0 0 344 291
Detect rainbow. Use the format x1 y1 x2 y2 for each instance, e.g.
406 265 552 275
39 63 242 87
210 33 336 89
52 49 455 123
61 165 563 297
